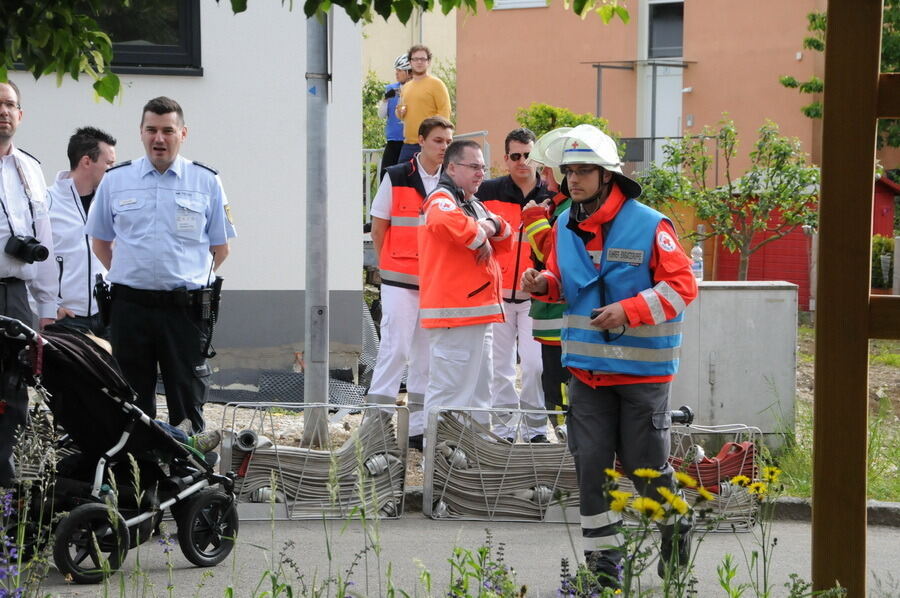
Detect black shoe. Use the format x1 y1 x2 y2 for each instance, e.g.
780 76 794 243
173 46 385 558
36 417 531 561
584 550 622 591
408 434 423 451
658 522 693 579
529 434 550 443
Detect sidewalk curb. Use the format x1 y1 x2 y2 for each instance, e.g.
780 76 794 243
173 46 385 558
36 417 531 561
774 496 900 527
404 488 900 527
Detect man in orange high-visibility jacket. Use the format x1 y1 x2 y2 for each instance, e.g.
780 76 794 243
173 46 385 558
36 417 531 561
419 139 513 432
368 116 454 451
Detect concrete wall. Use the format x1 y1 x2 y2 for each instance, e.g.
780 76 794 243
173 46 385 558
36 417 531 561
11 3 363 380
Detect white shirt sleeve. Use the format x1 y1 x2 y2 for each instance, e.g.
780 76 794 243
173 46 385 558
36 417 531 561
370 174 394 220
377 100 388 119
27 178 59 319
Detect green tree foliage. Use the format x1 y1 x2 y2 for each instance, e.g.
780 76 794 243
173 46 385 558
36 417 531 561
432 59 457 123
781 5 900 148
515 103 611 139
0 0 125 102
639 118 820 281
363 70 388 150
3 1 627 102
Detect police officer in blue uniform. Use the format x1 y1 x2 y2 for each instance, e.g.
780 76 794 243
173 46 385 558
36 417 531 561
86 96 235 434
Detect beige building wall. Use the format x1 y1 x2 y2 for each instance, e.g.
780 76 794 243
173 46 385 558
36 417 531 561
363 9 457 82
457 0 826 173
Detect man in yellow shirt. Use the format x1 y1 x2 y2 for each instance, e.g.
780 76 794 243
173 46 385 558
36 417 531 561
396 45 452 164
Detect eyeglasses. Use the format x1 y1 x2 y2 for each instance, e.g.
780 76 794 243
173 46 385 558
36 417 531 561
455 162 488 174
410 56 430 62
0 100 20 111
507 152 530 162
562 166 599 178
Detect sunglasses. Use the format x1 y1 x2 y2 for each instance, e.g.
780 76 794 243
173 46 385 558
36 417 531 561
507 152 530 162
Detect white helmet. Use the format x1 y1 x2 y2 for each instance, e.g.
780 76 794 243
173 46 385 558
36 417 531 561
394 54 411 71
526 127 572 185
545 124 642 199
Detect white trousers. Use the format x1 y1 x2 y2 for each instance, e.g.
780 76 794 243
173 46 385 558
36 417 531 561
423 324 493 431
366 285 430 435
490 300 548 439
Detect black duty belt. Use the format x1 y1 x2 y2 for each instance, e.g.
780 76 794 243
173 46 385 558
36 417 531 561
504 297 530 305
0 277 23 284
112 284 203 308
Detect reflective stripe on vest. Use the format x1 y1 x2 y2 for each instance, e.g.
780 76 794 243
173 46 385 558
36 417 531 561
420 303 503 320
556 200 683 376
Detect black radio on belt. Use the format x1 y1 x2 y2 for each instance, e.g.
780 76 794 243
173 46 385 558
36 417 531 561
5 234 49 264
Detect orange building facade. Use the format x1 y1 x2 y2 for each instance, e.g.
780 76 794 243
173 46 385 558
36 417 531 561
456 0 831 177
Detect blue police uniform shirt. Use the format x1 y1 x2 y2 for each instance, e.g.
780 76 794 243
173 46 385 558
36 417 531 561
85 155 236 291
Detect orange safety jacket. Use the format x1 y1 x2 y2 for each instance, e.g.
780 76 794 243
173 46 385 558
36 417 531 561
379 159 429 289
479 175 554 301
419 175 514 329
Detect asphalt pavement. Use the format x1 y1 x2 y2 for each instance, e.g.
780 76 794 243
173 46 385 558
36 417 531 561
41 512 900 597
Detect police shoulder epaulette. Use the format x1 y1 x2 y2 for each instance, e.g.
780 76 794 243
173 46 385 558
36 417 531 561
17 149 40 164
192 160 219 175
107 160 132 171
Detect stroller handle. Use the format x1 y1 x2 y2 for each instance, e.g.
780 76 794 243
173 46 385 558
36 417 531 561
0 315 38 342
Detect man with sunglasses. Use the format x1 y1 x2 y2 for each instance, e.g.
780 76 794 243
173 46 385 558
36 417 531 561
520 125 697 590
418 139 512 432
477 128 552 443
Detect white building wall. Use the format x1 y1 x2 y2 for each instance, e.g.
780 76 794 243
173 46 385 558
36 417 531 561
11 3 363 374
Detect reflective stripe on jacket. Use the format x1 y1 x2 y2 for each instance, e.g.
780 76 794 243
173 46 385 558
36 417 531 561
418 177 512 328
379 159 428 289
557 199 684 375
525 191 570 344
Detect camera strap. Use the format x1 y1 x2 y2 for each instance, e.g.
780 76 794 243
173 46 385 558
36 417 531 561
0 155 38 238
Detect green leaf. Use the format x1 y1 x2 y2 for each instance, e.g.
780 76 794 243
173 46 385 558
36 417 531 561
394 0 414 21
92 72 120 103
230 0 248 12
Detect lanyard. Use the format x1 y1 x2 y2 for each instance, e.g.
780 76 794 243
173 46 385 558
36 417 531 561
0 154 38 237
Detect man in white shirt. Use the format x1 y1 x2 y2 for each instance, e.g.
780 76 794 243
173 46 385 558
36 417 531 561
47 126 117 336
0 79 58 486
367 116 453 450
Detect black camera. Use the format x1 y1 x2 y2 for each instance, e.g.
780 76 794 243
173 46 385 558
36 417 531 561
384 88 397 99
5 235 49 264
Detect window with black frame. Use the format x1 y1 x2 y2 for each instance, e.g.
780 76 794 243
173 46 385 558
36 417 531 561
93 0 202 75
648 1 683 59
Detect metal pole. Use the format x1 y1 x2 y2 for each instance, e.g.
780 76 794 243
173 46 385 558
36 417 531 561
594 65 602 117
302 12 330 447
650 63 658 163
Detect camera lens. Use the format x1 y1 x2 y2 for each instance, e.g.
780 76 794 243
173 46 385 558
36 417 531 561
32 244 49 262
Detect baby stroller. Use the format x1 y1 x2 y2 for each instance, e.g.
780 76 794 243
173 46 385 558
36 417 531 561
0 315 238 584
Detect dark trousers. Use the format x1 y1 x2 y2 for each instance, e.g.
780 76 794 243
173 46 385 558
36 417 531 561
567 378 674 550
380 140 404 179
0 279 33 486
540 343 569 425
396 143 421 165
110 294 210 434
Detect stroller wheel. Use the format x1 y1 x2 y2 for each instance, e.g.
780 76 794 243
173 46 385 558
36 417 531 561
176 488 239 567
53 503 129 584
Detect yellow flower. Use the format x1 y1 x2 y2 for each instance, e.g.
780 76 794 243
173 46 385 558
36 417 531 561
748 482 768 496
633 468 662 479
657 487 690 515
696 486 716 502
675 471 698 488
731 475 751 487
632 497 665 520
762 466 782 483
609 490 632 512
604 468 622 480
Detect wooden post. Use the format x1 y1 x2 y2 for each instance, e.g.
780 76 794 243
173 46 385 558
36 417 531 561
813 0 882 595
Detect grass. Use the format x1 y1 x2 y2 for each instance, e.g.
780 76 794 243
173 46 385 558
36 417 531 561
775 326 900 501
